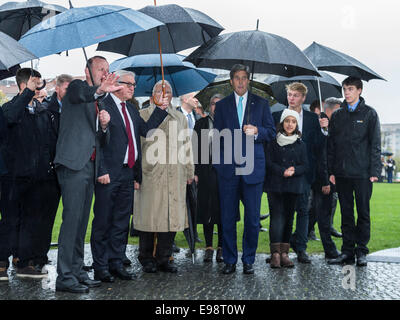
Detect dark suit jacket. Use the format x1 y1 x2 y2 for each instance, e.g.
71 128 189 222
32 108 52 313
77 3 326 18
54 79 109 178
97 94 168 183
0 107 7 176
272 108 324 185
213 92 276 184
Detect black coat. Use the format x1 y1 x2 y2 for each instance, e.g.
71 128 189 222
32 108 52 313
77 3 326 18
193 116 221 224
328 97 381 179
2 89 58 181
0 107 7 176
264 138 308 194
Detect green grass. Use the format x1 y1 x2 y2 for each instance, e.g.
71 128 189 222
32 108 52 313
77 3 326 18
51 183 400 254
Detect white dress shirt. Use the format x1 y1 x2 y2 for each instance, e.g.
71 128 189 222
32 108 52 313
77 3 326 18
234 91 248 128
110 93 138 162
181 107 196 135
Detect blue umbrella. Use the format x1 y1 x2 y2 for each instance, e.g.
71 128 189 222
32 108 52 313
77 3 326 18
0 31 37 70
18 5 163 59
110 54 217 97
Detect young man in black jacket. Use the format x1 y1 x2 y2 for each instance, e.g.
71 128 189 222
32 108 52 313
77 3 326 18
0 68 60 279
327 77 381 267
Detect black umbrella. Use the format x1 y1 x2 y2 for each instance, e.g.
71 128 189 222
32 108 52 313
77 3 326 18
0 0 67 40
264 71 342 105
185 30 320 78
185 28 320 123
97 3 224 56
195 77 274 110
184 182 197 264
303 42 385 81
0 64 20 81
0 31 37 70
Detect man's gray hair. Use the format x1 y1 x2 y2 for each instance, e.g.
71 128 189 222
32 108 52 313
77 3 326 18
114 69 136 80
152 80 172 95
56 74 73 86
230 64 250 80
324 97 342 109
210 93 224 104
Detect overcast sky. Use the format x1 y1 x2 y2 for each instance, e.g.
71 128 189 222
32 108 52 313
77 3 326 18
8 0 400 124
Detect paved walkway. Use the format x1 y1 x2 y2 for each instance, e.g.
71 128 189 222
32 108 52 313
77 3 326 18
1 245 400 300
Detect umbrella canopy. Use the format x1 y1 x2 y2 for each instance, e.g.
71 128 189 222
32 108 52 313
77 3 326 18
195 77 274 110
0 0 67 40
185 30 320 77
109 54 216 97
0 31 37 70
0 64 20 80
18 5 164 59
264 71 342 105
97 4 224 56
303 42 385 81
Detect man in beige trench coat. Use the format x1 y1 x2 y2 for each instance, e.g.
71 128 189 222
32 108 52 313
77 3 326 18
134 80 195 273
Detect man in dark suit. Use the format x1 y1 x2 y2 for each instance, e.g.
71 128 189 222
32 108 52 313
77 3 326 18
213 64 275 275
54 56 122 294
271 82 325 264
91 70 168 282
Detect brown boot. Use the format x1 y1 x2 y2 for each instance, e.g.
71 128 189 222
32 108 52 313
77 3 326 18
270 243 281 268
280 243 294 268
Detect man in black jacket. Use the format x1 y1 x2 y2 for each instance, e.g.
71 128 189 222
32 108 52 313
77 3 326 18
0 68 57 279
327 77 381 267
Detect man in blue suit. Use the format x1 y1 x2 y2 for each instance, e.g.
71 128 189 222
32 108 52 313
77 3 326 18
271 82 325 264
213 64 275 274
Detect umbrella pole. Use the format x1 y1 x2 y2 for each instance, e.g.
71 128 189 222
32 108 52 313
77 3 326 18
152 0 166 106
316 77 323 112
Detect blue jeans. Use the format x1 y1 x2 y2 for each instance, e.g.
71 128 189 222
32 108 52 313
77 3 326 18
291 183 311 253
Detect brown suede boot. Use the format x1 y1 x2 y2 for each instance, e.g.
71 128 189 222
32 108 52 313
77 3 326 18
280 243 294 268
270 243 281 268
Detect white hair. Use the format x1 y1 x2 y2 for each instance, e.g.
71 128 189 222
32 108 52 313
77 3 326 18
152 80 172 95
114 69 136 80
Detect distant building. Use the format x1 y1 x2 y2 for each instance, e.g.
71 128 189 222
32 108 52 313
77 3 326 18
381 123 400 157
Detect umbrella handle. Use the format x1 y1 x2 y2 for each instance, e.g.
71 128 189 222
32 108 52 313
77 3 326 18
152 0 166 105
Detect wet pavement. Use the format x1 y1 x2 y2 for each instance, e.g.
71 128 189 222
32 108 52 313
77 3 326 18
1 244 400 300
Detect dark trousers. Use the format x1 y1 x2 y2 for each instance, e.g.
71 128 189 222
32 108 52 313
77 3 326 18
291 183 311 252
336 178 372 257
91 166 135 272
267 192 298 243
138 231 176 266
387 170 393 183
203 223 222 248
218 175 263 265
32 179 61 266
309 189 339 234
0 178 59 268
312 188 338 256
56 161 94 288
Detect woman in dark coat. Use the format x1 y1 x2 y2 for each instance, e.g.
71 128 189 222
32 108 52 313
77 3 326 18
194 94 224 263
265 109 308 268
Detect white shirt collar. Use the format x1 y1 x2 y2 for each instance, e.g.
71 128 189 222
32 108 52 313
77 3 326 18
111 93 124 107
234 91 248 106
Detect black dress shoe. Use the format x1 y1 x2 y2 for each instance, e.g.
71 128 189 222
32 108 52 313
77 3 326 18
356 254 368 267
222 263 236 275
82 264 93 272
172 242 180 253
195 237 203 243
330 228 343 238
325 249 341 260
79 278 101 288
142 262 157 273
56 283 89 294
260 213 270 220
243 264 254 274
308 230 320 241
203 249 214 262
123 257 132 266
157 261 178 273
216 248 224 263
94 270 115 283
327 253 355 265
297 251 311 264
265 255 271 264
110 267 136 280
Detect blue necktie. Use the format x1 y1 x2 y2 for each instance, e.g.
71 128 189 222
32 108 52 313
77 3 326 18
187 113 194 130
237 96 244 127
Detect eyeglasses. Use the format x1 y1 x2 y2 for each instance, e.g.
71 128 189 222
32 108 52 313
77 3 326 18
118 81 137 88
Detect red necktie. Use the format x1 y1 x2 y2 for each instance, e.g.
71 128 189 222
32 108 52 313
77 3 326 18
90 101 100 161
121 102 135 168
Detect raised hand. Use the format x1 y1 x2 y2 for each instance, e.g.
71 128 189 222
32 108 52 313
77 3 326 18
96 73 123 95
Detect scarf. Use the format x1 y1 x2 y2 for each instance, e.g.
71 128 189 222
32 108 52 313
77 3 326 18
276 133 299 147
